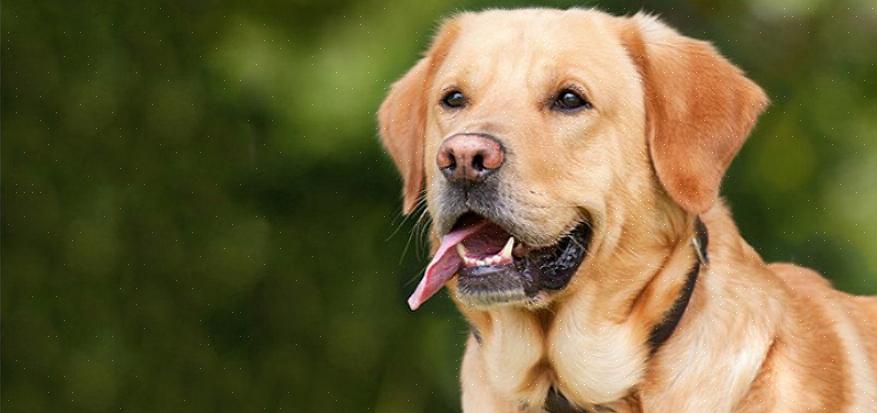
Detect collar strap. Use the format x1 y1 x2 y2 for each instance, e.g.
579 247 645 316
544 218 709 413
647 216 708 354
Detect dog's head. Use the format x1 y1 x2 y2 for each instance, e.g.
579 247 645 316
379 9 767 310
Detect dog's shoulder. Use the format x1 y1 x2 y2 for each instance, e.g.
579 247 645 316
768 262 833 291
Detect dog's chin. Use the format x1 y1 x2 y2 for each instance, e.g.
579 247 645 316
451 214 593 309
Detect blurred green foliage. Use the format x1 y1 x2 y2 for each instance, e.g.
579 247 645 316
3 0 876 411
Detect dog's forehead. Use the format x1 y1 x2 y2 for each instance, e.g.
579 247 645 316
437 9 627 87
452 10 615 54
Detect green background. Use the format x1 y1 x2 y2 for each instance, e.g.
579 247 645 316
3 0 876 411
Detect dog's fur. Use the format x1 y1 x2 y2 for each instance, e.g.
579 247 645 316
378 8 877 412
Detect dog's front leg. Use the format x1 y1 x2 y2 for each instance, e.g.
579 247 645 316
461 307 551 412
461 335 525 412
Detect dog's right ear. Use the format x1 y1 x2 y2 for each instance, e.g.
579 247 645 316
378 19 460 215
619 13 768 214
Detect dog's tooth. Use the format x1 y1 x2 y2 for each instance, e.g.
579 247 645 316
476 259 486 266
456 244 468 259
500 237 514 260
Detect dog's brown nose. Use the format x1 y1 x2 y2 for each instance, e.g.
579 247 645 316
436 134 504 184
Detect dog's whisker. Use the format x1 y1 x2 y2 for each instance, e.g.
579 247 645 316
398 201 430 264
386 202 421 243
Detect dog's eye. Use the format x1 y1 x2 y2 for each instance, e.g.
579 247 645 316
553 89 592 111
441 90 467 109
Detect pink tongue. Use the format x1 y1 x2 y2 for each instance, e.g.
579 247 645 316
407 220 489 310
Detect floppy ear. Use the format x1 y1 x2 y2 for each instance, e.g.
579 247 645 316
621 14 769 214
378 58 431 215
378 19 461 215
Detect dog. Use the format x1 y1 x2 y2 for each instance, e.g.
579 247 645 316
378 8 877 412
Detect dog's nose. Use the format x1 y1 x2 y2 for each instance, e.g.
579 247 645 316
436 134 504 184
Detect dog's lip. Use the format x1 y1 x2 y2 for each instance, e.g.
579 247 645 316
446 213 536 260
446 212 531 249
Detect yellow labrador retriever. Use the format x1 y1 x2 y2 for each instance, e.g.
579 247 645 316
378 8 877 412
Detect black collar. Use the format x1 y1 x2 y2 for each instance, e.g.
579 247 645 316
544 217 709 413
647 217 709 353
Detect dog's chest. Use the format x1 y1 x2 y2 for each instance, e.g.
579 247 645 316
477 308 646 411
545 316 646 407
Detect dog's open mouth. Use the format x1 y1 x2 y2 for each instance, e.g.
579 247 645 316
408 213 591 310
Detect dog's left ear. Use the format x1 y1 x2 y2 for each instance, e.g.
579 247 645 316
378 57 431 215
620 13 769 214
378 19 461 215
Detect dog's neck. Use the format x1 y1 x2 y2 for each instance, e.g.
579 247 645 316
545 217 708 413
459 208 710 411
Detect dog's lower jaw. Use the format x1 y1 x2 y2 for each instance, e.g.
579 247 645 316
458 289 552 310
